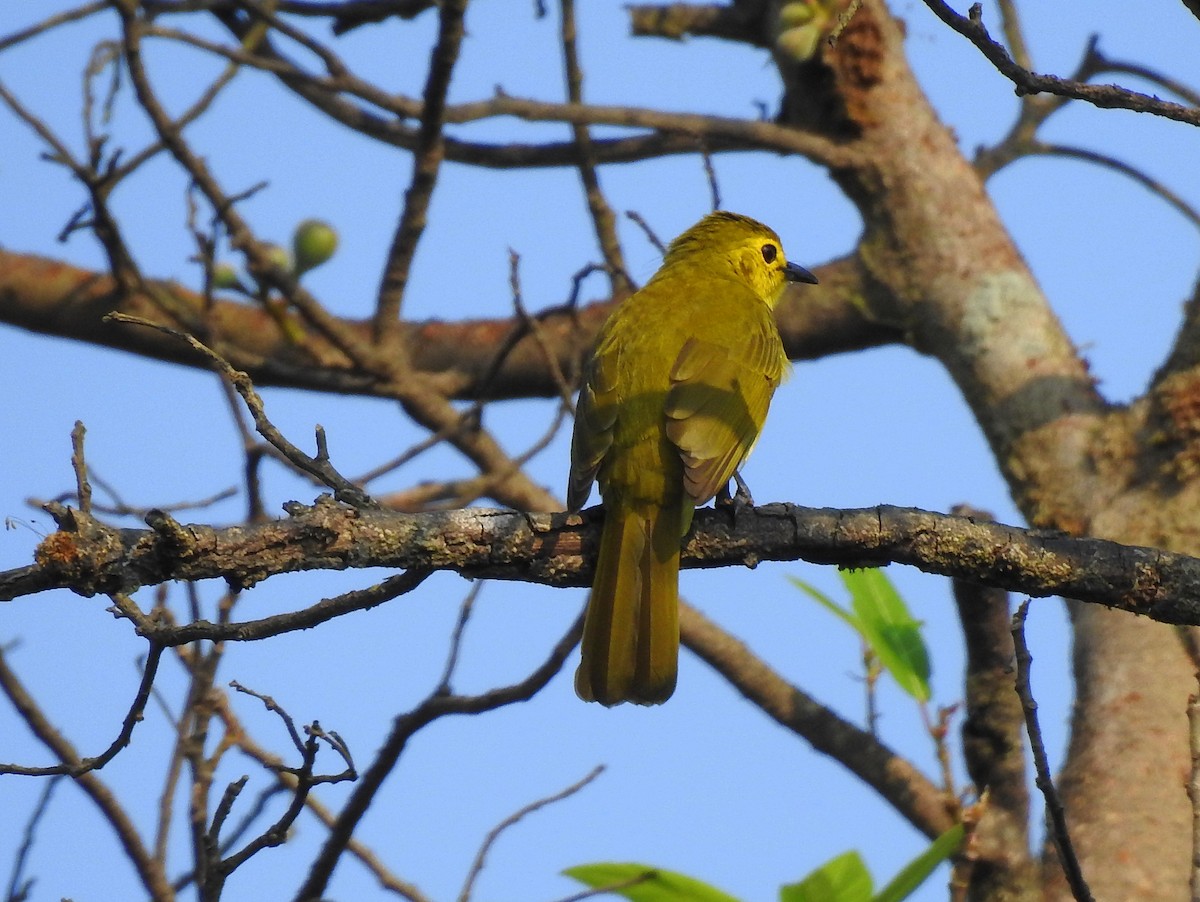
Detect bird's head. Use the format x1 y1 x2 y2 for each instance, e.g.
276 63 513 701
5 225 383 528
661 211 818 306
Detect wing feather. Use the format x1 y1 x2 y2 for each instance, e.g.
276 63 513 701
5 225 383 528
567 332 620 511
664 330 784 506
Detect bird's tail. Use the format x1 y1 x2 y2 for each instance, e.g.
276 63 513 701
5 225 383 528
575 500 681 706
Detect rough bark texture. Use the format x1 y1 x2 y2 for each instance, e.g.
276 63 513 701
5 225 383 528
791 4 1192 897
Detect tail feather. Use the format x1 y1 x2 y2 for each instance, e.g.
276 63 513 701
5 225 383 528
576 502 681 706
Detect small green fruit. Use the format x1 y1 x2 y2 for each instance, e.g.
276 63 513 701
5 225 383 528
292 219 338 275
264 243 291 272
212 262 241 290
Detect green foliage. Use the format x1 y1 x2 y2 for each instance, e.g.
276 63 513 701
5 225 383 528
788 568 931 702
562 863 740 902
774 0 834 62
211 262 242 290
873 825 965 902
565 825 963 902
780 850 873 902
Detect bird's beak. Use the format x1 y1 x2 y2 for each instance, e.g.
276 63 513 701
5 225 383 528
784 261 819 284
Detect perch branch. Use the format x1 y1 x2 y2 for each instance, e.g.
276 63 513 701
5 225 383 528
9 500 1200 626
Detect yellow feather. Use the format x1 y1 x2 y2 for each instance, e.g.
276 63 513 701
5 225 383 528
568 211 817 705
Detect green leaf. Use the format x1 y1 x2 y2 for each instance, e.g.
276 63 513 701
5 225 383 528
873 824 964 902
841 569 931 702
786 575 862 632
563 862 742 902
780 850 873 902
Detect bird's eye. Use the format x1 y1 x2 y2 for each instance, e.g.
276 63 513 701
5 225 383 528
761 243 778 264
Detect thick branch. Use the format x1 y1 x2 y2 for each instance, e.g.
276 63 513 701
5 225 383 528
7 497 1200 627
627 3 766 45
0 250 895 400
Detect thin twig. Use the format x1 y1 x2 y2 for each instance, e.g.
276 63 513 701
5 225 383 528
373 0 469 338
0 644 174 899
157 10 858 168
826 0 864 48
508 250 577 409
1011 601 1093 902
70 421 92 514
922 0 1200 126
1032 143 1200 231
699 144 721 211
114 568 434 647
38 475 238 521
0 643 164 777
294 611 584 902
230 682 307 754
436 582 484 692
205 686 432 902
105 312 374 508
624 210 666 256
457 765 604 902
4 775 63 902
559 0 632 296
0 1 108 52
949 556 1033 894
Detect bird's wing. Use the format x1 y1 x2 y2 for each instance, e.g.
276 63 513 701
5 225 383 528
664 328 783 506
567 329 621 511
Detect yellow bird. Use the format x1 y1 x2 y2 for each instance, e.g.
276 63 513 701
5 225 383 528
568 211 818 705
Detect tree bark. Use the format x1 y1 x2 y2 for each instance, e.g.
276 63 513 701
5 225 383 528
792 3 1193 896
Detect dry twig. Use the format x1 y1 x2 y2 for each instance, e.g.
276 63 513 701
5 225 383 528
1011 601 1093 902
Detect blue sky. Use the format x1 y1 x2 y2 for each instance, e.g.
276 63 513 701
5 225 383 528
2 2 1198 900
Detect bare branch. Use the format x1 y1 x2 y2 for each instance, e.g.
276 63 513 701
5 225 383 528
208 686 433 902
1012 601 1094 902
1031 143 1200 231
0 645 175 900
922 1 1200 126
0 2 108 53
293 612 582 901
4 775 63 902
163 8 858 169
457 766 604 902
11 500 1200 627
373 0 468 337
0 250 889 403
107 312 375 508
627 3 766 46
200 0 439 36
559 0 632 296
0 644 164 777
205 689 356 892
